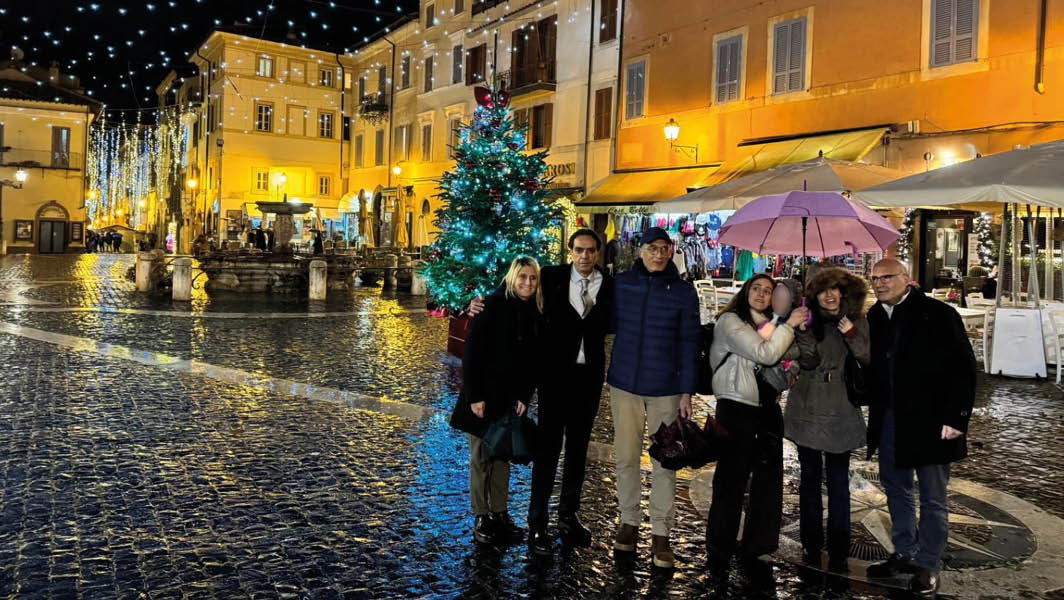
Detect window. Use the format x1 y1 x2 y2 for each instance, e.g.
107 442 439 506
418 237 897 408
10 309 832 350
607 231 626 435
452 45 464 84
448 117 461 158
396 124 412 161
52 126 71 168
344 72 352 90
207 100 216 133
377 66 387 97
466 44 486 85
593 87 612 140
358 76 367 102
343 116 351 141
320 68 335 87
772 18 806 94
425 4 436 28
289 60 307 83
600 0 618 43
254 169 269 192
531 104 553 149
424 57 434 93
931 0 978 67
319 176 331 196
511 17 558 88
455 0 464 14
421 123 433 160
625 61 645 119
374 129 385 165
401 56 411 89
355 134 364 168
319 112 335 138
255 103 273 132
715 35 742 103
256 55 274 78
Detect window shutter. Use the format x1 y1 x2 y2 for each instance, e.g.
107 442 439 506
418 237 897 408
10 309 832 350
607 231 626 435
954 0 977 62
543 103 553 148
773 23 789 93
788 20 805 92
932 0 954 66
716 36 741 103
452 45 463 84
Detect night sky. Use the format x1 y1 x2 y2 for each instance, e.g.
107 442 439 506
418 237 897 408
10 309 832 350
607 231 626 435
1 0 416 118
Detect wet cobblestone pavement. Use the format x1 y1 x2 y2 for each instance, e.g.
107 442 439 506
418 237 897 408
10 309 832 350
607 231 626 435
1 254 1063 599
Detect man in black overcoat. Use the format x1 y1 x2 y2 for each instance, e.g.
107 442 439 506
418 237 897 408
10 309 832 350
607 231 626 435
864 258 976 597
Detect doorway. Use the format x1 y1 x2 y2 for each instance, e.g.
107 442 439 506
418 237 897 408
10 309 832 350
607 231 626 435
38 220 67 254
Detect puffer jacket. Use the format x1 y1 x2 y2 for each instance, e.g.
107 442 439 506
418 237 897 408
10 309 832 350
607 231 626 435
710 310 796 407
606 258 699 397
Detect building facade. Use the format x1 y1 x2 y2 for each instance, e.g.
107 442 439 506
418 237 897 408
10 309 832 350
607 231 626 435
1 60 98 254
343 0 624 247
157 32 347 251
592 0 1064 285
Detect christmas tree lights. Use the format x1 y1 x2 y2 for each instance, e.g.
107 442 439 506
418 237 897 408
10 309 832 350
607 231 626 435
423 85 563 313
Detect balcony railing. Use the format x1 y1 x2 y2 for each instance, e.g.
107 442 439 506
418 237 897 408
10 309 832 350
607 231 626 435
358 93 391 124
0 147 84 170
502 61 557 96
472 0 504 16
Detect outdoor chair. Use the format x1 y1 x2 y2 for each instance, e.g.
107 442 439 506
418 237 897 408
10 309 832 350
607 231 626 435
931 288 951 301
1044 309 1064 384
693 280 719 325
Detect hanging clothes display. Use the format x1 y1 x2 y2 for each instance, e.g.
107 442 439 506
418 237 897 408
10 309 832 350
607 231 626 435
735 250 756 282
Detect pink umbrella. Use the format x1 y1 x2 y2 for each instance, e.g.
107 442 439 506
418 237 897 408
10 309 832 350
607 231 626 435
718 190 900 273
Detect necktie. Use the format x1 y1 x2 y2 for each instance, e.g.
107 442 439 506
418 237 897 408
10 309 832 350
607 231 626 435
581 277 594 318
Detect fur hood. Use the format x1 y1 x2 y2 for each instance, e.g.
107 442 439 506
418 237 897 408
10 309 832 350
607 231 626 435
804 267 868 319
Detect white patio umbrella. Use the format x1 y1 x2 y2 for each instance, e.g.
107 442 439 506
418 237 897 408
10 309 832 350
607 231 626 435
653 156 908 213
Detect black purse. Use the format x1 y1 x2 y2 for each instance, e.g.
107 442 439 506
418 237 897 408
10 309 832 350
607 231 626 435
843 344 869 407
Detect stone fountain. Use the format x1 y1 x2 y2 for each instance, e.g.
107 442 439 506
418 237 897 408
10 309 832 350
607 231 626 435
254 201 312 251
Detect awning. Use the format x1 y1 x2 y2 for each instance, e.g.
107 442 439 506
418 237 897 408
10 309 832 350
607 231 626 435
579 165 722 207
317 207 340 221
698 126 889 189
243 202 263 219
338 192 359 213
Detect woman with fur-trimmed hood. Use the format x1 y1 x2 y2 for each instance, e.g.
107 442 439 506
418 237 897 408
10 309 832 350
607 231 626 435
784 266 871 573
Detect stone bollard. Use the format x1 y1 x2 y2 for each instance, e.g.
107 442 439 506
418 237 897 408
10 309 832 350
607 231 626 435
309 259 327 301
410 260 428 295
172 258 192 302
382 254 399 290
135 251 155 292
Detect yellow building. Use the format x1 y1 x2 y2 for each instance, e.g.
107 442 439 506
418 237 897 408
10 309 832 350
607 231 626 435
343 0 624 247
157 31 347 251
1 59 99 254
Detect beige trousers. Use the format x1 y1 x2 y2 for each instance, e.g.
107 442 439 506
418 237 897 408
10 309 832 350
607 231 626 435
468 434 511 515
610 386 682 536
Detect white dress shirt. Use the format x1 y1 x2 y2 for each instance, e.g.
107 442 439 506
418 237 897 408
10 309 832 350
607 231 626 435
569 267 603 364
882 289 912 319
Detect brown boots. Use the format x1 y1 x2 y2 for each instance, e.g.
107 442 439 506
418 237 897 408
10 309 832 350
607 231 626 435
614 523 638 552
651 535 675 568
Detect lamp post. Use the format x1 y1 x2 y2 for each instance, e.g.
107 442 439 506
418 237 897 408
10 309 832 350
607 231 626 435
187 178 199 236
663 118 699 163
0 169 30 255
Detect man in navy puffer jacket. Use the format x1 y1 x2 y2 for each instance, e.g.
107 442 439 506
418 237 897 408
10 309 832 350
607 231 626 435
607 227 699 569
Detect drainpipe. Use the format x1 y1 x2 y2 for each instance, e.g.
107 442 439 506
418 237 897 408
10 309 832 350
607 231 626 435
1035 0 1048 93
384 36 396 189
81 104 90 246
581 0 596 197
195 48 212 239
335 51 346 194
610 0 626 175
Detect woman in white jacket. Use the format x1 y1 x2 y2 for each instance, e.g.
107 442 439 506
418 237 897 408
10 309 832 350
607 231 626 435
705 273 810 568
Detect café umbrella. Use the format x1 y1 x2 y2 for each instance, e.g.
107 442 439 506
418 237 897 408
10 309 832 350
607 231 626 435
717 190 901 280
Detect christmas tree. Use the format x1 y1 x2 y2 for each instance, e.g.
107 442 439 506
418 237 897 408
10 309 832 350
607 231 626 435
423 86 563 313
974 212 997 269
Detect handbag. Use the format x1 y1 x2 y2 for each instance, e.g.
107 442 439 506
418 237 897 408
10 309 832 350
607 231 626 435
481 412 537 465
843 344 869 407
649 415 728 470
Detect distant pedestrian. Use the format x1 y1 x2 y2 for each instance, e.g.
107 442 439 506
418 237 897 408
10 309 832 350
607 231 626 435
607 227 699 569
266 229 276 252
784 268 870 573
255 228 267 251
450 257 544 547
112 232 123 252
605 233 621 275
864 258 976 596
312 230 324 255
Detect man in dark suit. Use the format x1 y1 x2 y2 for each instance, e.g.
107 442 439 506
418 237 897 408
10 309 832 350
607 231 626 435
526 228 614 555
864 258 976 597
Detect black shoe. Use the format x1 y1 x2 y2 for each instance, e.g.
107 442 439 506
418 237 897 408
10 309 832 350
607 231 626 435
473 515 496 545
558 514 592 547
490 512 525 545
801 548 822 568
909 569 940 597
866 553 916 578
827 555 849 573
528 526 552 556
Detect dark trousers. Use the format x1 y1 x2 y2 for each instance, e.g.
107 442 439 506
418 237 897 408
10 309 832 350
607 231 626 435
528 364 601 528
705 397 784 558
878 408 951 571
796 445 852 558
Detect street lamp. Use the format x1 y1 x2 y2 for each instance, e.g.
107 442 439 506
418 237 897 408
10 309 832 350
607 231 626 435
392 165 402 177
14 169 28 184
663 118 698 163
0 169 30 254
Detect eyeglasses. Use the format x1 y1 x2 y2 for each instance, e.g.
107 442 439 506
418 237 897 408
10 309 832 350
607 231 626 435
870 273 904 284
644 244 672 255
